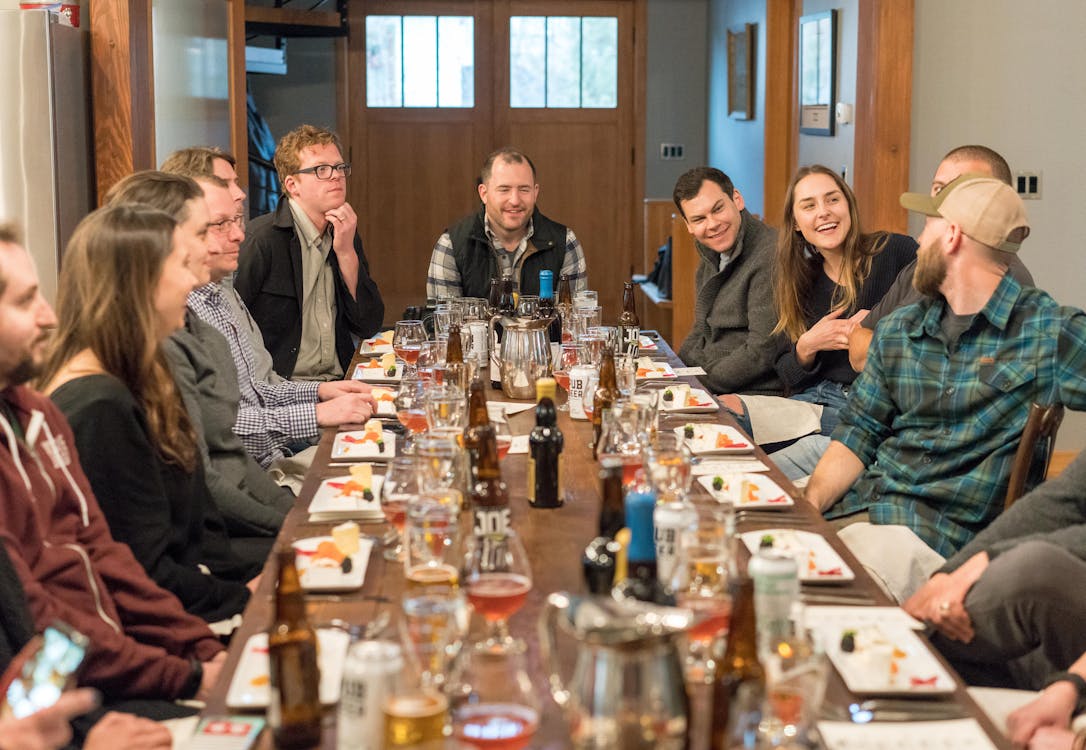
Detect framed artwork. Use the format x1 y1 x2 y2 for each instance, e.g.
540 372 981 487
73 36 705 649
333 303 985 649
799 10 837 136
727 23 754 120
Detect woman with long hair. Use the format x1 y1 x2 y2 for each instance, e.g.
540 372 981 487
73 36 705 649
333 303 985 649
39 204 256 623
771 165 917 434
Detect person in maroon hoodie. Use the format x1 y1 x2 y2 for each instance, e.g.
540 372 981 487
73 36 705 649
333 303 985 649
0 222 225 704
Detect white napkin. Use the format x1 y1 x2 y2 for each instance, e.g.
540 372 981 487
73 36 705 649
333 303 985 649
737 394 822 445
507 435 530 455
691 458 769 475
672 366 707 376
488 401 535 419
804 606 924 632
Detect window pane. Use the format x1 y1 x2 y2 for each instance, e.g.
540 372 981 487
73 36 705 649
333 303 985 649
438 16 474 107
581 17 617 108
403 16 437 107
366 15 402 107
545 16 581 108
509 17 545 107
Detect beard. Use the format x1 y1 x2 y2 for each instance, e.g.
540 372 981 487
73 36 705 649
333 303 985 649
913 240 947 298
5 355 42 388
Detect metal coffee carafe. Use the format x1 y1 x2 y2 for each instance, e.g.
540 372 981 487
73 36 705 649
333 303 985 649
539 592 691 749
489 314 553 399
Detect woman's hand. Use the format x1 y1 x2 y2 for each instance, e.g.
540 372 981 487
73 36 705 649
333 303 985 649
796 308 869 366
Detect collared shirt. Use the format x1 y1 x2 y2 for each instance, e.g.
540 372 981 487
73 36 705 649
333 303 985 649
426 215 588 300
828 274 1086 557
220 276 284 386
188 282 320 468
717 248 735 274
288 199 343 381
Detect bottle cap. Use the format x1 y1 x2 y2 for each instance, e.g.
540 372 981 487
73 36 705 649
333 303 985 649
536 377 557 402
624 490 656 562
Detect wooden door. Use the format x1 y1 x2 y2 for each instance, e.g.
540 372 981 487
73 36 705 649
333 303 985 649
347 0 643 323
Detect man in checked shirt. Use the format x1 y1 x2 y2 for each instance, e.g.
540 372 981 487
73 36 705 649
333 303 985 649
803 175 1086 602
426 147 588 301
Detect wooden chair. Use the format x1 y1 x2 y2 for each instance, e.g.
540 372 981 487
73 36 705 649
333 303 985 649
1004 403 1065 510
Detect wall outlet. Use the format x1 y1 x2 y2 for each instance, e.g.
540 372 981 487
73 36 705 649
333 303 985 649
659 143 685 160
1016 171 1042 200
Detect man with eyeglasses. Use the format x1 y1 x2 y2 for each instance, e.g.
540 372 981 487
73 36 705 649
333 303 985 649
237 125 384 380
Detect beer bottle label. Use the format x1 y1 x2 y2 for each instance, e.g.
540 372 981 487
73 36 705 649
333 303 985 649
526 457 536 502
473 507 511 536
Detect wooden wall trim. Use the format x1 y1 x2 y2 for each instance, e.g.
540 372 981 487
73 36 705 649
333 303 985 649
226 0 248 189
632 0 648 279
853 0 914 233
763 0 798 226
90 0 154 203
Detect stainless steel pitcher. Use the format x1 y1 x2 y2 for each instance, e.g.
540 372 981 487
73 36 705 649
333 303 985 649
538 592 691 749
489 314 553 399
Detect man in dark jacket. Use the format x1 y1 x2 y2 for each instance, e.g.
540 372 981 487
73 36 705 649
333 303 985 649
426 147 588 300
0 225 225 704
237 125 384 380
672 167 782 395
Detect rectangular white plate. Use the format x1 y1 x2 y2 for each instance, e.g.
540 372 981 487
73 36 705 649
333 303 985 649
673 424 754 455
352 360 403 383
331 430 396 460
740 528 855 582
822 622 957 696
292 535 374 592
308 475 385 521
225 628 351 709
369 386 397 416
359 331 394 354
658 384 718 414
635 361 677 380
637 335 658 351
696 472 793 508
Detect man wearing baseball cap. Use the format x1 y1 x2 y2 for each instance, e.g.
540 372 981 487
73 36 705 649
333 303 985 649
802 175 1086 602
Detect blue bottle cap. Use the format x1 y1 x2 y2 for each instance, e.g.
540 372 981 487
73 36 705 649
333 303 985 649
539 270 554 300
624 490 656 562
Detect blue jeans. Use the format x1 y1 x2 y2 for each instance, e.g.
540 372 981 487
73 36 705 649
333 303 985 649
770 435 831 480
790 380 851 436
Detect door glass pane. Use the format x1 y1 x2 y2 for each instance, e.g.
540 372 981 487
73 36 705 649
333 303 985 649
438 16 474 107
403 16 437 107
509 16 545 107
545 16 581 108
581 17 617 108
366 15 402 107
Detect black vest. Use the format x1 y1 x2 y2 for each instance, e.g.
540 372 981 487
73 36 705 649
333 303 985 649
445 207 568 298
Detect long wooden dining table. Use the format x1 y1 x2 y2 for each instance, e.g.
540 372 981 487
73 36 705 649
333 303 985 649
201 332 1012 749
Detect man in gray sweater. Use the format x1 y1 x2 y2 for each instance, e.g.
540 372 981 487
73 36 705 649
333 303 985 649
673 167 782 395
904 451 1086 689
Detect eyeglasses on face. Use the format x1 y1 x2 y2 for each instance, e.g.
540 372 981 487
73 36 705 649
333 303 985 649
207 214 245 234
294 163 351 180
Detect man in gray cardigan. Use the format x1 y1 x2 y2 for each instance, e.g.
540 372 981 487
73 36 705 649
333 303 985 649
904 451 1086 690
673 167 781 395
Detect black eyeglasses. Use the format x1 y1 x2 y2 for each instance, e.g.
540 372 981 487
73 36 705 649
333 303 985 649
294 163 351 180
207 214 245 234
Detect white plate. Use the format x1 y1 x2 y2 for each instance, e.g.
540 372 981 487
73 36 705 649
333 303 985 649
308 475 385 521
673 424 753 455
352 360 403 383
823 623 956 695
331 430 396 460
225 629 351 709
369 386 397 416
638 335 658 351
635 361 677 380
292 536 374 592
658 384 718 414
696 473 794 508
740 528 855 582
359 331 394 354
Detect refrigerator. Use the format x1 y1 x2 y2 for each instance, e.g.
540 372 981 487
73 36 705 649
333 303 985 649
0 9 93 305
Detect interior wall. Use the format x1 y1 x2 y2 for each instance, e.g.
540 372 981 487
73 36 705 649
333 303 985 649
248 37 339 142
152 0 231 161
911 0 1086 451
707 0 767 217
795 0 856 184
644 0 709 199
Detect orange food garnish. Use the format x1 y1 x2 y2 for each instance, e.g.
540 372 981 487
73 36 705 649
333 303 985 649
250 674 270 686
342 431 381 445
636 367 653 377
892 647 907 659
329 480 369 497
889 660 899 675
361 359 382 368
315 540 345 563
715 433 745 448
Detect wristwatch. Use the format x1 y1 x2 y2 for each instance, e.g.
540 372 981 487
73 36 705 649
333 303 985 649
1044 670 1086 715
181 657 204 699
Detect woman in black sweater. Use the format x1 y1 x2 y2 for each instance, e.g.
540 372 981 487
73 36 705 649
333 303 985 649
39 204 257 623
771 164 917 434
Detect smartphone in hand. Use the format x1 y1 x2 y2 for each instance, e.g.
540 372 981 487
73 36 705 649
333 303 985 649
0 622 88 720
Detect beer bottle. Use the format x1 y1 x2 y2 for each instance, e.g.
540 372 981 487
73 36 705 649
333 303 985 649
445 322 464 364
498 271 516 315
612 487 673 605
491 272 516 387
556 273 573 308
591 348 618 459
536 270 561 342
470 417 510 538
528 379 563 509
268 548 322 749
709 576 766 750
618 281 641 354
596 457 626 538
462 376 494 484
486 275 502 317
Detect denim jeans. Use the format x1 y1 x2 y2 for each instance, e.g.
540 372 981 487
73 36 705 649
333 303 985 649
770 434 831 480
790 380 851 435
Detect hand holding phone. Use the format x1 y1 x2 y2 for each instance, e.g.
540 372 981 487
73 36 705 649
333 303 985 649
1 622 89 720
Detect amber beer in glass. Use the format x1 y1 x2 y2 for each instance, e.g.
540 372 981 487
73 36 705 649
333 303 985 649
383 691 448 746
268 548 322 749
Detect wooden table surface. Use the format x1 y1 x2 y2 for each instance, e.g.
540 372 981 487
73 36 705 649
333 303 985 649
202 333 1011 749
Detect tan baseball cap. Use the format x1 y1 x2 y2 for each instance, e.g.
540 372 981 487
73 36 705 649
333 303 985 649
900 174 1030 253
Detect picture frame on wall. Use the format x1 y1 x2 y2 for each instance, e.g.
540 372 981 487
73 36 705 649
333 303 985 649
799 10 836 136
727 23 754 120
